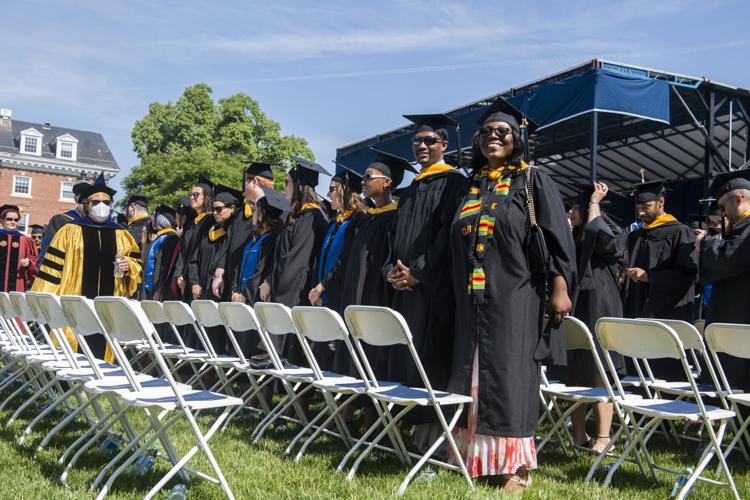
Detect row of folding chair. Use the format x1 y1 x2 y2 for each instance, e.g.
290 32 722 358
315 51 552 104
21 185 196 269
0 292 242 499
537 316 744 499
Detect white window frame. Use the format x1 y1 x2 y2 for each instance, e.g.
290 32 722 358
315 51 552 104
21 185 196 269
11 175 32 198
54 133 79 161
60 180 75 202
17 213 29 234
18 128 43 156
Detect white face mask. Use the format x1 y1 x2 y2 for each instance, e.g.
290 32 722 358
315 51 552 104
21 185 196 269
89 203 111 222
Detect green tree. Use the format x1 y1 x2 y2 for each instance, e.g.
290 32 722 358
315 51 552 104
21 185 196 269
123 84 313 207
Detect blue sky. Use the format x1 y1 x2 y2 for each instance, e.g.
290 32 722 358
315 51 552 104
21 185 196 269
3 0 750 193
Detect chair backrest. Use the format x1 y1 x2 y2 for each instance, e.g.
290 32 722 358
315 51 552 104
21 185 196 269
163 300 198 326
59 295 107 336
596 317 682 360
705 323 750 360
35 293 71 329
192 300 224 328
641 318 704 351
563 316 596 351
141 300 170 325
9 292 35 321
254 302 296 336
218 302 279 366
292 306 348 344
0 292 18 318
23 292 45 322
344 305 410 347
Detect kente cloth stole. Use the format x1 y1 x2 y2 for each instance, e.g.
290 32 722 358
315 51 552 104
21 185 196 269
458 161 528 303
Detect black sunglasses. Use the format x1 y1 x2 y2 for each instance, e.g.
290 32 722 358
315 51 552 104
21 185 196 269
3 217 19 222
478 126 513 139
89 199 112 206
189 192 203 198
412 136 444 146
212 205 232 213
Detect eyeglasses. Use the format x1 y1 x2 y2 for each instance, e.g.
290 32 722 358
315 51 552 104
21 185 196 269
189 192 204 199
412 136 444 146
3 217 19 222
478 126 513 139
363 172 389 182
212 205 231 213
89 199 112 206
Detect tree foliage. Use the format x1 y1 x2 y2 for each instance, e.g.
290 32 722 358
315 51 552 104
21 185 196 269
123 84 313 207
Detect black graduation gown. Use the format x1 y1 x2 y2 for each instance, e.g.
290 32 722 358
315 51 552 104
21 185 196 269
223 204 255 302
179 213 213 295
448 168 576 437
268 206 328 364
621 218 698 379
385 169 467 391
332 206 396 377
231 228 280 357
566 216 625 385
127 216 150 247
701 216 750 390
190 223 230 354
141 231 180 301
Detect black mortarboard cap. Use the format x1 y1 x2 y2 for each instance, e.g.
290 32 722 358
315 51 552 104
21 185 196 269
85 172 117 199
632 179 670 204
195 174 215 195
369 148 418 187
154 204 177 226
126 194 150 209
73 181 90 202
257 186 291 219
115 212 127 226
331 162 364 193
0 205 20 217
289 157 330 188
29 224 44 234
478 97 539 136
212 184 242 205
403 113 457 141
245 162 274 181
707 169 750 200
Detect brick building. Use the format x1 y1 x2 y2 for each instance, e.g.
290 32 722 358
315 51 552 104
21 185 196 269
0 108 118 233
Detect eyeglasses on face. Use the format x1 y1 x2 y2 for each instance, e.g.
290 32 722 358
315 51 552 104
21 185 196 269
363 172 389 182
89 199 112 206
411 136 444 146
478 126 513 139
3 217 19 222
189 192 204 199
212 205 231 213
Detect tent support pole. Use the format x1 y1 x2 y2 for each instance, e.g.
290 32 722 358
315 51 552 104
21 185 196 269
589 111 599 182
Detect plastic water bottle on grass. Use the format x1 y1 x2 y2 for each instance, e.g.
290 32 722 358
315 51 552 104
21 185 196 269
167 484 187 499
132 447 159 475
670 469 692 497
100 432 123 453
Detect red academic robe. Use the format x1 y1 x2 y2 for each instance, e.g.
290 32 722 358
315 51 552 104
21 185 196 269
0 230 38 291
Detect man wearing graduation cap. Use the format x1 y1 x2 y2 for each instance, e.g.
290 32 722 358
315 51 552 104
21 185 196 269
29 224 44 252
32 173 142 361
40 180 91 259
125 193 151 246
696 169 750 389
220 162 274 300
142 204 181 301
385 113 467 393
620 179 698 376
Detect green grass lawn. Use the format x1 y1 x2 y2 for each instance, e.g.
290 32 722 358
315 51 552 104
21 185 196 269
0 384 748 499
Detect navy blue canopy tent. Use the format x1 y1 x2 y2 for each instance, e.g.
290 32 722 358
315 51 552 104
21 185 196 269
336 59 750 223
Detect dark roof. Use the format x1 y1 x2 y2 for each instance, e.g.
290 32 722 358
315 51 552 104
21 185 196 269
0 118 118 171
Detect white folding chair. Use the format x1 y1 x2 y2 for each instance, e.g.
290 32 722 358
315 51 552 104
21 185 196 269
343 305 474 496
93 297 242 500
705 323 750 466
594 318 738 499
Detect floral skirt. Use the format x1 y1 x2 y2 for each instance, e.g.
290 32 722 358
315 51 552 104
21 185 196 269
451 348 537 477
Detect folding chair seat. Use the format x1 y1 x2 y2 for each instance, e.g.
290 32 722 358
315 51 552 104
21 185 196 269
92 296 241 500
591 318 738 499
342 305 474 496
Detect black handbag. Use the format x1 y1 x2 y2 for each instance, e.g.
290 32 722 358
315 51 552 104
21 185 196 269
525 166 550 275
